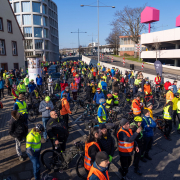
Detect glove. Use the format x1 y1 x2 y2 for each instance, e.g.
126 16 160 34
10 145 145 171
109 155 113 162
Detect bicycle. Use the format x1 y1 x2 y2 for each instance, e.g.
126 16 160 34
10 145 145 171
144 94 159 110
155 116 166 133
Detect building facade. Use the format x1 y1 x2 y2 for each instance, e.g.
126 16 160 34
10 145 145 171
141 28 180 66
0 0 25 71
10 0 59 61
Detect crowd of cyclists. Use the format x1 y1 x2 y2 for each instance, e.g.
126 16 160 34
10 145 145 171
1 59 180 180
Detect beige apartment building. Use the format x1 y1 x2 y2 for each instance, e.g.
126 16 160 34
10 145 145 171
0 0 25 71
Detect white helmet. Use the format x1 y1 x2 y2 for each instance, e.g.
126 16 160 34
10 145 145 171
99 98 106 104
168 86 173 90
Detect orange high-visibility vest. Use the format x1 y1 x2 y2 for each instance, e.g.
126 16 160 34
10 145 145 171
166 90 174 103
132 99 141 115
84 142 101 171
117 128 134 153
87 164 109 180
71 82 78 90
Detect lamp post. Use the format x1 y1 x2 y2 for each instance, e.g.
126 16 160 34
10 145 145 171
71 29 87 60
81 1 115 64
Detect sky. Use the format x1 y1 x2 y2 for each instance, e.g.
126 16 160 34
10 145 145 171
53 0 180 49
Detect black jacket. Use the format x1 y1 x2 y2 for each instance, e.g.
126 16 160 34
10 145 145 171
85 86 92 100
99 131 115 156
9 115 28 141
46 117 68 144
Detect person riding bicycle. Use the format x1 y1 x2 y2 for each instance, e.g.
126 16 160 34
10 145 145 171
144 81 152 96
112 91 119 106
166 86 174 103
93 88 105 106
46 111 68 153
105 94 114 111
84 127 102 172
130 116 143 175
132 94 143 117
97 98 108 124
87 151 110 180
26 124 44 180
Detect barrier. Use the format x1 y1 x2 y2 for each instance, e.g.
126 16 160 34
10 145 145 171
123 58 125 66
142 63 144 71
111 57 113 62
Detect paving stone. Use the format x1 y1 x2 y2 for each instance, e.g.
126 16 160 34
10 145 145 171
18 171 32 180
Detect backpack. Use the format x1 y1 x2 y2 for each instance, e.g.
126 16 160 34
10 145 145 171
56 99 64 111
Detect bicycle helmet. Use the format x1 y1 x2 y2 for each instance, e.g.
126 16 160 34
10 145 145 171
31 79 34 81
134 116 143 122
45 96 50 101
168 86 173 90
36 124 45 132
174 93 179 97
107 94 113 98
65 86 69 90
99 98 106 104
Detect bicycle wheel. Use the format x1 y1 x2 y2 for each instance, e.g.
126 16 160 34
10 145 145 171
72 104 79 114
76 154 87 180
28 109 36 122
153 99 159 110
41 150 64 171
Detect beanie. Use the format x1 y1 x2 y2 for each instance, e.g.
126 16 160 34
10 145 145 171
95 151 109 165
120 118 129 126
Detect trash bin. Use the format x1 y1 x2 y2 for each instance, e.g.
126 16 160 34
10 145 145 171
130 64 134 70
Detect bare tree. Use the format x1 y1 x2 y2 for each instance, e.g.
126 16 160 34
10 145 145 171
152 39 161 61
112 6 146 58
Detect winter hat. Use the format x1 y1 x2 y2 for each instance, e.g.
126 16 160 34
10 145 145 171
120 118 129 126
95 151 109 165
99 123 106 130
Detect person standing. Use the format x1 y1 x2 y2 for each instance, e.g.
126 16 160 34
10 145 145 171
5 75 11 96
39 96 54 142
172 93 179 126
172 80 178 94
70 79 78 100
0 77 5 99
154 73 161 85
117 118 141 180
97 99 108 124
166 86 174 103
87 151 110 180
47 75 53 96
26 124 44 180
9 110 28 162
132 94 143 117
164 80 171 93
36 74 43 93
28 79 36 93
141 109 156 161
17 80 26 95
12 84 19 102
93 88 105 106
24 75 29 91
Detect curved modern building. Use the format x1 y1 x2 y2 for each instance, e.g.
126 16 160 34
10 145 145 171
9 0 59 61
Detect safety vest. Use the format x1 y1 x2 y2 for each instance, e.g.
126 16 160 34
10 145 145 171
16 101 28 114
117 128 134 153
84 142 101 171
26 129 41 153
113 94 119 105
12 90 19 99
97 105 107 123
24 77 29 86
34 90 39 98
143 117 152 126
98 81 102 89
102 76 107 82
3 73 6 79
106 99 113 109
17 84 26 93
87 164 109 180
71 82 78 91
130 122 143 139
155 76 161 82
177 101 180 114
132 99 141 115
166 90 174 103
163 105 172 120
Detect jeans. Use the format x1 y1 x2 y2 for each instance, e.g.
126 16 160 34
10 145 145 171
42 117 50 139
48 86 53 96
119 155 132 177
0 88 4 98
164 120 172 137
27 153 41 180
15 138 22 156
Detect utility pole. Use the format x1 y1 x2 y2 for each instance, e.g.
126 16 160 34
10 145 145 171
71 29 87 60
88 34 97 55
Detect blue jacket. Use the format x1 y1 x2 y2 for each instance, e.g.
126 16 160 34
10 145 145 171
111 69 115 77
0 80 5 89
97 103 108 120
93 92 105 104
102 67 106 72
36 77 42 85
142 116 156 137
39 100 54 117
28 83 36 93
61 90 70 102
9 78 13 86
172 84 177 94
129 78 135 86
89 162 108 180
101 81 107 90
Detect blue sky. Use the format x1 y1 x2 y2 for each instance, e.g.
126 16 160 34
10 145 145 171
53 0 180 49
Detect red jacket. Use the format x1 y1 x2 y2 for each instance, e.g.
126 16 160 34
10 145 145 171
60 82 68 91
164 82 171 90
93 72 96 77
120 77 125 83
154 76 161 85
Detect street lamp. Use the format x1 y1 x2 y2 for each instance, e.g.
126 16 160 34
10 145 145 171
81 1 115 64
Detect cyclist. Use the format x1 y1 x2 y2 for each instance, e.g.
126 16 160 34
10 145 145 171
5 75 11 96
163 101 173 140
12 84 19 102
47 75 53 96
36 74 43 93
23 75 29 91
112 91 119 106
87 151 110 180
61 86 70 102
70 79 78 100
130 116 143 175
84 127 102 172
144 102 153 119
85 82 92 103
166 86 174 103
154 73 161 85
172 80 178 94
172 93 179 125
93 88 105 106
0 77 5 99
28 79 36 93
60 78 68 91
30 87 41 103
117 118 141 180
26 124 44 180
125 88 133 104
132 94 143 117
144 81 152 96
164 80 171 93
105 94 114 111
97 99 108 124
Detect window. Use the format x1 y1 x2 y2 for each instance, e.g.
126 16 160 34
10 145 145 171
7 20 12 33
12 41 18 56
0 18 3 31
22 2 30 12
44 28 48 38
43 4 47 14
24 40 33 49
32 2 41 13
14 2 20 13
33 15 41 25
35 39 43 49
16 15 21 26
43 17 47 26
45 40 49 49
34 27 42 37
23 27 32 37
23 15 31 25
0 40 6 55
